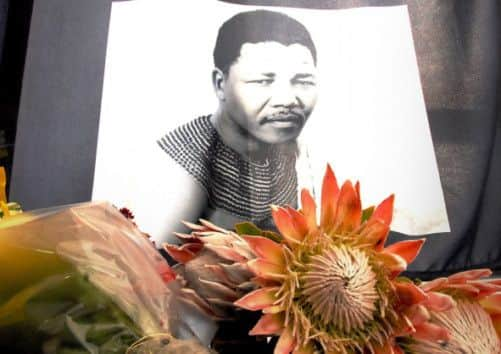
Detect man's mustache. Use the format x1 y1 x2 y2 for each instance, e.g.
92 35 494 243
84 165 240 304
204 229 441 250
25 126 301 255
260 110 306 126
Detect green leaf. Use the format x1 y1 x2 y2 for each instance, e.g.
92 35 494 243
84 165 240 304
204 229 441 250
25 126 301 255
234 222 282 242
234 222 264 236
361 206 375 223
1 272 141 353
261 231 283 243
0 274 69 326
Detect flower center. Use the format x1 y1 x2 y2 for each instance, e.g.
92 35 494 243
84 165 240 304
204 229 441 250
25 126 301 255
300 245 378 333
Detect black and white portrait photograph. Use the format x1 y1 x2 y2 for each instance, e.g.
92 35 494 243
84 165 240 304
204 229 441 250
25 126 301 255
3 1 501 352
92 0 450 245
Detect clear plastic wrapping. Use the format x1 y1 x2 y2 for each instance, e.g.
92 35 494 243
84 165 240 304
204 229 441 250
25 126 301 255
0 201 213 353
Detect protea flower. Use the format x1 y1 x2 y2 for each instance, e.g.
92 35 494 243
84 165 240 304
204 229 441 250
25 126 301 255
402 269 501 353
233 165 442 354
163 219 258 318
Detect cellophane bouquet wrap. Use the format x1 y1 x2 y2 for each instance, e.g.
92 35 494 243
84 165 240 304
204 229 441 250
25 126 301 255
0 201 214 353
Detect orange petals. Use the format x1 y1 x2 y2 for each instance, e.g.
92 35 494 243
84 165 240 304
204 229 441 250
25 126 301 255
181 220 207 231
243 236 284 266
486 279 501 286
334 181 362 233
446 283 481 297
272 206 304 245
419 277 448 292
395 282 427 306
423 291 456 312
378 252 407 277
300 189 317 232
247 259 285 280
203 244 248 262
234 287 278 311
470 281 501 299
274 326 296 354
384 239 425 265
286 206 309 238
359 218 390 250
371 194 394 226
480 293 501 315
163 243 200 263
263 304 285 314
354 181 360 200
412 322 450 342
173 231 200 243
320 165 339 229
448 268 492 283
405 304 430 326
198 218 229 233
249 313 284 335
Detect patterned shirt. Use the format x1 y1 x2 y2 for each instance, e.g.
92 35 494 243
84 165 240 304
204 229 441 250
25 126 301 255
157 115 298 229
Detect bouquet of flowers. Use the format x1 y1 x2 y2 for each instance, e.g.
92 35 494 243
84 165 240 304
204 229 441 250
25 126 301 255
1 165 500 353
0 200 215 353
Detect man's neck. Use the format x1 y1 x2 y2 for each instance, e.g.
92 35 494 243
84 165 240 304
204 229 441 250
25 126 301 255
210 109 271 161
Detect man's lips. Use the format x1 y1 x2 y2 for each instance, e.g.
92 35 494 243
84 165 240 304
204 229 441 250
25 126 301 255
260 112 305 126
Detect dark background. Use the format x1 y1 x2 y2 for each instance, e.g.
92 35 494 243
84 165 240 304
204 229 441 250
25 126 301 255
0 0 499 277
0 0 32 191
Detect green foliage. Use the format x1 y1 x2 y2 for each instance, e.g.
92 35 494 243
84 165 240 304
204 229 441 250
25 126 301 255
0 272 141 353
234 222 282 243
361 206 375 223
234 222 263 236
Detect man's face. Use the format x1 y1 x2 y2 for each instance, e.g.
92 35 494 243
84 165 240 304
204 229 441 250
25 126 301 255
221 41 318 145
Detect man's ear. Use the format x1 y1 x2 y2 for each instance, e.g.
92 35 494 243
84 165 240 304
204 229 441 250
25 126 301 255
212 68 226 101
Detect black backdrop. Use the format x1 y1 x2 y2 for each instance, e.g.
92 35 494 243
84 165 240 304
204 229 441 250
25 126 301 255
4 0 501 277
0 0 33 191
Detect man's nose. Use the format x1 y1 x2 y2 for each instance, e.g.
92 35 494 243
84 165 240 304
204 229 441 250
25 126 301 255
270 84 300 108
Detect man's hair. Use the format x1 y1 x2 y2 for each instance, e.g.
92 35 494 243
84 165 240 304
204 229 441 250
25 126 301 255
213 10 317 73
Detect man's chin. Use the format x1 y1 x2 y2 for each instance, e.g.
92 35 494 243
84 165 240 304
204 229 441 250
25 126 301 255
257 133 300 145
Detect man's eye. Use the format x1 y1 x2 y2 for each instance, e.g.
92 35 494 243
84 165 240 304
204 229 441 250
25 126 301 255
294 80 316 86
248 79 274 85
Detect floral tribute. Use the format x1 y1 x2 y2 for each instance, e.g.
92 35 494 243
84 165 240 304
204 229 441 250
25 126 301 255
231 165 432 353
0 200 213 353
167 165 501 354
2 164 501 353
